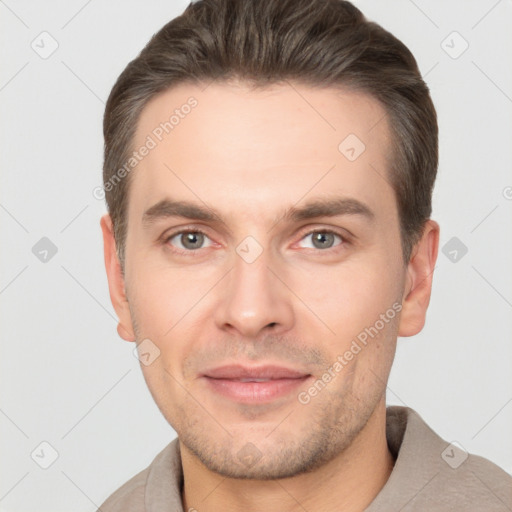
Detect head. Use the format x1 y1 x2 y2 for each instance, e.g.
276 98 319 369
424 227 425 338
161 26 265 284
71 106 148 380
101 0 439 479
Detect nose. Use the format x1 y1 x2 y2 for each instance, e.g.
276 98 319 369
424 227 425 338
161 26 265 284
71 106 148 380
213 245 295 339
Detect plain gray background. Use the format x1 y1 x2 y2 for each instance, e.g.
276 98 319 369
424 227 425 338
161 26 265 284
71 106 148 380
1 0 511 510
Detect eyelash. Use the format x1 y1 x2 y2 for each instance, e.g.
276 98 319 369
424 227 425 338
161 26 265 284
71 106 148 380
161 227 349 256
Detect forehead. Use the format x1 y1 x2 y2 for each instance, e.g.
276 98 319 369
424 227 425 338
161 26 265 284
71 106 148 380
129 81 395 226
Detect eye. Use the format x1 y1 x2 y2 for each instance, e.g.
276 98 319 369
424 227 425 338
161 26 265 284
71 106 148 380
163 228 346 255
297 230 344 250
166 230 213 251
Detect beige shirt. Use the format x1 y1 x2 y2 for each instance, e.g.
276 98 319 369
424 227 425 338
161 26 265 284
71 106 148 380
98 406 512 511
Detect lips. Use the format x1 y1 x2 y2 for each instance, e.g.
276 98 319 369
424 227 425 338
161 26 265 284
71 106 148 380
201 364 312 403
202 364 309 380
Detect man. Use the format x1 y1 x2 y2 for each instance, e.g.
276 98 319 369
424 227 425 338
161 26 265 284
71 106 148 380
98 0 512 510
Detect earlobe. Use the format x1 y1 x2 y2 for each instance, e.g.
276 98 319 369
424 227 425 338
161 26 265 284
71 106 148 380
117 322 136 342
100 213 136 343
398 220 440 338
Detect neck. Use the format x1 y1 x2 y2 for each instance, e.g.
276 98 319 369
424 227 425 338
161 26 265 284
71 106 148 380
180 399 394 512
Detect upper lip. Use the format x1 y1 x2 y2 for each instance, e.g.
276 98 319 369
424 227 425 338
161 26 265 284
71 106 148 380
202 364 310 380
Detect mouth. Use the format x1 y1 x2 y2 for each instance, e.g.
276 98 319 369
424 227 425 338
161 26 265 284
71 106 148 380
201 364 312 403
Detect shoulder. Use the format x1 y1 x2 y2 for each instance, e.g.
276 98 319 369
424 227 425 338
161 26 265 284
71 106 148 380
438 447 512 509
98 466 148 512
97 438 182 512
369 406 512 511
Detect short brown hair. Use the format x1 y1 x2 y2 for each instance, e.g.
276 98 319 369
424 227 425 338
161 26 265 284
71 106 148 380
103 0 438 270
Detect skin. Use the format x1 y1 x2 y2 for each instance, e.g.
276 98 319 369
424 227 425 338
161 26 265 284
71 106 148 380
101 80 439 512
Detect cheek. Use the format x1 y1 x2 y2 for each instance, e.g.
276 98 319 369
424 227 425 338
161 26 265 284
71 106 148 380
354 316 399 396
128 259 211 335
289 254 401 342
127 264 217 380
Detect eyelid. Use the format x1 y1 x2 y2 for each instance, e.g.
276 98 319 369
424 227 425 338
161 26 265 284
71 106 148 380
292 227 348 252
162 226 214 254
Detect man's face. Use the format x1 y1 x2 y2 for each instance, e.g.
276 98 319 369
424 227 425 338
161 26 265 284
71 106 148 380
117 81 409 478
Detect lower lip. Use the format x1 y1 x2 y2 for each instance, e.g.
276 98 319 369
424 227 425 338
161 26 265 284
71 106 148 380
203 376 311 403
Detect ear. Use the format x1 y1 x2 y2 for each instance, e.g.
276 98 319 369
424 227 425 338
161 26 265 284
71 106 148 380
100 213 136 342
398 220 440 337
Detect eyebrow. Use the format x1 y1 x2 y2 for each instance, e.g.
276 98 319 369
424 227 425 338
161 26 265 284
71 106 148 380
141 196 375 228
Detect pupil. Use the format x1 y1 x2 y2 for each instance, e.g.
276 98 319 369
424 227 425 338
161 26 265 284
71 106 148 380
183 232 203 249
314 232 333 248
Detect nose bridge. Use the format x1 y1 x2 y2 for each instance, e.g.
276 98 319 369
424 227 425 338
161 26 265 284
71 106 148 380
213 239 294 336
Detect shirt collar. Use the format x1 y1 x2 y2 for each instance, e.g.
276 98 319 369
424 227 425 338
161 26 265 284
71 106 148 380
143 406 445 511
